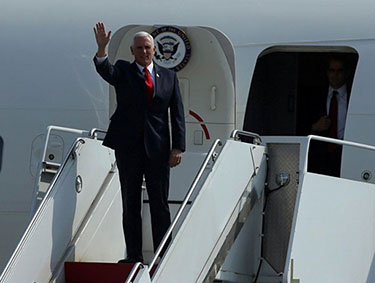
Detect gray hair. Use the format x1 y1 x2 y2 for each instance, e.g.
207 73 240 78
132 31 154 47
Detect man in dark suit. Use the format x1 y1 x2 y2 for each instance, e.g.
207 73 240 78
308 56 350 177
93 22 185 263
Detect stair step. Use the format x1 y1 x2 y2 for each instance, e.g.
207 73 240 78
64 262 138 283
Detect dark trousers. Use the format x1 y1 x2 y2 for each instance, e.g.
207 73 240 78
115 143 171 259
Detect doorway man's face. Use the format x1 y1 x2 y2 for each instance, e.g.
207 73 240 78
131 36 156 67
327 59 347 89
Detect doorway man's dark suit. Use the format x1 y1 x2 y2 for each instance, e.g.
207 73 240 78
94 57 185 259
307 85 349 177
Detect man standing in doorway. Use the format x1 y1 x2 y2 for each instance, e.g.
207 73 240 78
93 22 185 263
309 56 350 177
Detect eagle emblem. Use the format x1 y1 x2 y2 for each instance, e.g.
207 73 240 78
151 26 191 72
155 36 180 61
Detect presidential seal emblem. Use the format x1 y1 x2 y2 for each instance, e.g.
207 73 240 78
151 26 191 72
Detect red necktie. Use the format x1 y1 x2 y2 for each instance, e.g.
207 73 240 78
328 90 338 152
144 67 154 103
329 91 338 139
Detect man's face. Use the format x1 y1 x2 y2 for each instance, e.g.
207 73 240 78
131 36 156 67
327 59 347 89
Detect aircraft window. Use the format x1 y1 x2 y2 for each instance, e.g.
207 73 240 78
243 50 358 136
0 137 3 172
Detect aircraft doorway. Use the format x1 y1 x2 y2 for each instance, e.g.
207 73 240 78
243 47 358 137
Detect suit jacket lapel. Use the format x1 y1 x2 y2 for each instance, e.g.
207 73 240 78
131 61 144 81
154 65 161 100
131 62 148 104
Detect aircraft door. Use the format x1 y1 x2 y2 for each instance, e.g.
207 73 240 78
107 25 236 153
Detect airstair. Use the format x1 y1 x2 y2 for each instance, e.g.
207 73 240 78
138 131 267 283
0 128 126 283
0 128 267 283
1 128 374 283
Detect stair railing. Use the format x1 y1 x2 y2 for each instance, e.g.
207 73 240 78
89 128 107 140
30 126 106 217
124 263 145 283
146 139 223 276
230 129 262 145
304 135 375 174
0 137 86 282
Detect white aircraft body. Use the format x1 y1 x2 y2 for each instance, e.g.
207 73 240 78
1 0 375 282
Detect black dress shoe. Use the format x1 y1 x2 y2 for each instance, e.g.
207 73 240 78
118 257 143 264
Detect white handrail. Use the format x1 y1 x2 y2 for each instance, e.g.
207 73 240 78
148 139 223 274
303 135 375 174
124 262 145 283
230 129 262 144
41 126 90 162
30 126 106 217
0 138 85 282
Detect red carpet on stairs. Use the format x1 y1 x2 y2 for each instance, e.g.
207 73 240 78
65 262 158 283
64 262 138 283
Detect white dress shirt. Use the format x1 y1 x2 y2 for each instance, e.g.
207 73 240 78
326 84 348 139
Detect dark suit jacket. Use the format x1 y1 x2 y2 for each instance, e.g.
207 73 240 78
308 84 350 137
307 84 350 176
308 85 330 137
94 58 185 159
